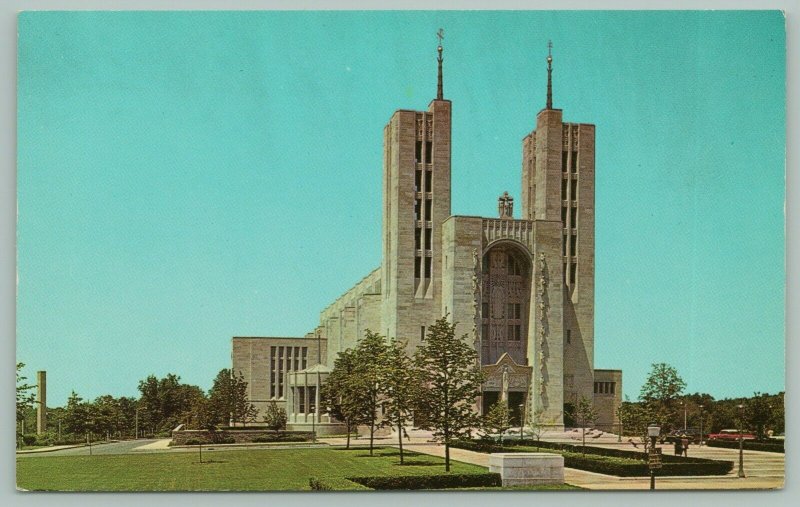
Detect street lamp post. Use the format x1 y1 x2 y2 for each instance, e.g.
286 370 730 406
698 404 704 447
647 424 661 490
311 405 316 443
681 400 687 431
737 403 746 478
519 403 525 442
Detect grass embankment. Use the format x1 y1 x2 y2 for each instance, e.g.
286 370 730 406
17 447 488 491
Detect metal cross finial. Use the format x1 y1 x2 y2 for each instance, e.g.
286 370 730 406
437 28 444 44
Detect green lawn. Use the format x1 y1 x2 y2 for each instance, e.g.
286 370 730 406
17 447 490 491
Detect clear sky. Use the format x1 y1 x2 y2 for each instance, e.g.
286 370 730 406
17 11 785 406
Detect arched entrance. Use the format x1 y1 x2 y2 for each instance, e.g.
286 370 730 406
480 241 531 366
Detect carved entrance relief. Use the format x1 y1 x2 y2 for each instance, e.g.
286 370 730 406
480 244 530 365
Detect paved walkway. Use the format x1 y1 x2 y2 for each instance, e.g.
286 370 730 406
328 431 785 491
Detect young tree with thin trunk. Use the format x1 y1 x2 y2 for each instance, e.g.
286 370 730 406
320 348 364 449
351 330 390 456
413 317 485 471
573 395 598 456
381 338 421 464
482 401 512 445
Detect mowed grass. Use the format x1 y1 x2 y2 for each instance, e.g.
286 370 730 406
17 447 488 491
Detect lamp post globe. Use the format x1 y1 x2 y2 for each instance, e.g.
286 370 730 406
698 404 704 446
647 424 660 490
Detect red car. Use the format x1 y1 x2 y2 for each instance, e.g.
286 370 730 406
707 429 756 441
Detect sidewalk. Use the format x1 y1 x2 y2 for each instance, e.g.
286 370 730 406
383 434 784 491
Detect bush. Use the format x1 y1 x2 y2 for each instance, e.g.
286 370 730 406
263 401 288 431
309 477 371 491
252 434 308 443
347 473 502 490
22 435 37 446
184 439 203 446
706 439 784 453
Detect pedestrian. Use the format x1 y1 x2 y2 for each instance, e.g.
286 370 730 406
674 438 683 456
682 437 689 457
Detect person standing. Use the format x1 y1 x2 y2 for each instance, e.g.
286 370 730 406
682 437 689 457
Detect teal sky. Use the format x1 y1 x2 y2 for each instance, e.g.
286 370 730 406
17 11 785 406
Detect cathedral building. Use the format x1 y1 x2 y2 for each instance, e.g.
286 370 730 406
232 39 622 433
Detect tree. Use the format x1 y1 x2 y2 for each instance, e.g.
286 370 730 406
16 363 36 427
745 392 774 440
617 398 658 454
413 316 485 471
63 391 90 436
639 363 686 430
321 348 367 449
137 373 204 434
381 338 422 464
528 407 551 451
482 401 512 444
571 395 598 456
263 401 287 431
208 369 257 427
350 330 390 456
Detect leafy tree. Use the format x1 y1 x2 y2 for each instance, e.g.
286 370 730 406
745 392 774 440
571 395 598 456
617 398 658 454
16 363 36 426
413 316 485 471
639 363 686 430
137 373 204 434
208 369 258 427
350 330 390 456
321 348 366 449
263 401 287 431
381 338 421 464
63 391 90 436
528 407 551 451
482 401 512 444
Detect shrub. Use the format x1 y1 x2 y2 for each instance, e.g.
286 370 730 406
184 439 203 446
22 435 37 446
263 401 288 431
347 473 502 490
706 440 784 453
309 477 371 491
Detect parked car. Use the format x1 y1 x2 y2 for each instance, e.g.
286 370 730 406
706 429 756 441
660 429 702 444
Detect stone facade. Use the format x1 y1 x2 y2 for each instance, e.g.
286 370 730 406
231 336 326 420
231 43 621 431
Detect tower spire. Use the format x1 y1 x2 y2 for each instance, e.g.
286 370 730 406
436 28 444 100
546 40 553 109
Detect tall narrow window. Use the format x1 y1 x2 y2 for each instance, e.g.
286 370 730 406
298 387 305 414
414 199 421 221
420 326 426 342
308 386 317 412
415 141 422 163
561 178 567 200
561 151 568 172
424 257 432 278
570 262 577 284
566 329 571 344
415 169 421 190
561 207 567 224
425 141 432 163
425 228 432 249
415 229 421 249
414 257 421 278
302 347 308 369
425 199 432 219
571 151 578 173
570 207 577 227
571 179 578 201
570 234 577 254
425 170 432 192
562 233 567 256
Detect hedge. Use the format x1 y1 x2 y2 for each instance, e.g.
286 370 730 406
308 477 371 491
347 473 502 490
706 440 784 453
450 440 733 477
